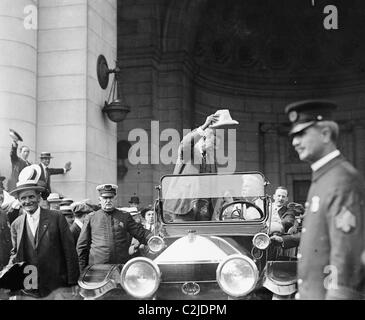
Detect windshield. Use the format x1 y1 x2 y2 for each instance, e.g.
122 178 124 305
161 173 266 223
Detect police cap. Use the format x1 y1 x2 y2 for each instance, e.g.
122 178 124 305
285 99 337 136
96 184 118 197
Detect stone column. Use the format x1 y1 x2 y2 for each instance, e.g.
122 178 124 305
37 0 117 200
0 0 37 184
259 123 281 193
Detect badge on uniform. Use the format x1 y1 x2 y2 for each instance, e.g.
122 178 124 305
335 206 356 233
310 196 320 213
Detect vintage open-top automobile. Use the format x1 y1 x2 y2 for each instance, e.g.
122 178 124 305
78 172 298 300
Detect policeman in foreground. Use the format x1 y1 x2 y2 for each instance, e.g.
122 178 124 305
285 100 365 299
76 184 152 272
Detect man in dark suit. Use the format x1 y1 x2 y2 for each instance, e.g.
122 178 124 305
7 141 31 192
77 184 152 272
0 191 12 271
286 100 365 300
38 152 72 199
8 165 79 299
69 201 93 246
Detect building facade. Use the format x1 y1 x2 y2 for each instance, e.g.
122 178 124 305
1 0 365 206
0 0 117 201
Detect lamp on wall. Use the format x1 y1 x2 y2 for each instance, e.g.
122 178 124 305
96 54 130 122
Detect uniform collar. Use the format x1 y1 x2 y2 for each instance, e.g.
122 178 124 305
312 154 345 182
311 150 340 172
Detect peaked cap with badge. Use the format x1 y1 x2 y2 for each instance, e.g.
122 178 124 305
285 99 337 135
96 184 118 197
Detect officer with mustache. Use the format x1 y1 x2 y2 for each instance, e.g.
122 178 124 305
77 184 152 272
285 100 365 300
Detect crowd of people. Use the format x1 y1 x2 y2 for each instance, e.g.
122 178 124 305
0 140 157 299
0 100 364 300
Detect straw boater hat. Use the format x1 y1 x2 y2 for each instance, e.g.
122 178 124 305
210 109 239 129
60 198 73 207
60 205 73 216
39 152 53 159
119 206 140 216
9 129 23 142
47 193 63 203
10 165 45 197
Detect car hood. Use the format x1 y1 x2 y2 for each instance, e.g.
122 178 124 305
153 234 252 283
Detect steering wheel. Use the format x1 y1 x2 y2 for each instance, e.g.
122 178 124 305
219 200 264 221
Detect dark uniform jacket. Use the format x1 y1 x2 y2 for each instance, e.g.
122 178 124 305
0 209 12 270
8 208 79 297
7 144 31 192
69 222 81 246
77 208 152 272
297 155 365 300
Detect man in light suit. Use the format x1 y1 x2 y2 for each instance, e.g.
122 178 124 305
8 165 79 299
38 152 72 200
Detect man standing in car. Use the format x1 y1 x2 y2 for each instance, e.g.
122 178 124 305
285 100 365 300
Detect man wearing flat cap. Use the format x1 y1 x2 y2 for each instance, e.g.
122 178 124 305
77 184 152 272
69 200 94 245
7 165 79 299
285 100 365 300
38 152 72 200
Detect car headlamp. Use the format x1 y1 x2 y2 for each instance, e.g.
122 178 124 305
148 236 166 253
252 233 270 250
216 254 258 297
120 257 161 299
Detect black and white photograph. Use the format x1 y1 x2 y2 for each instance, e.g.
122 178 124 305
0 0 365 310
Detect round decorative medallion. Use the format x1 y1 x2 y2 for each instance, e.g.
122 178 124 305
289 111 298 123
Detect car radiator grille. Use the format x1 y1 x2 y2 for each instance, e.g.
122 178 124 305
159 263 219 282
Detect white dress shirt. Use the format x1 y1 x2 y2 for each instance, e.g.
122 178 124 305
311 149 341 172
26 207 40 237
74 218 83 229
271 204 283 223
